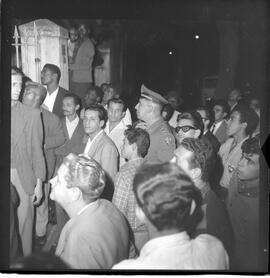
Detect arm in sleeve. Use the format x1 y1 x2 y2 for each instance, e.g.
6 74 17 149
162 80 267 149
100 143 118 182
45 115 66 149
157 133 176 163
30 111 46 181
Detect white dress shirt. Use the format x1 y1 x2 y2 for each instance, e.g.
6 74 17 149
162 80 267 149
113 231 229 270
211 120 223 135
43 87 59 112
66 115 79 139
83 130 103 156
104 120 127 167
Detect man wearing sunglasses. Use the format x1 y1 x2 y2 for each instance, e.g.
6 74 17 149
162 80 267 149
176 110 204 145
135 84 176 163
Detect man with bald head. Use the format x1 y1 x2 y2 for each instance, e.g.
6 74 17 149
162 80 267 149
23 83 65 247
135 84 176 163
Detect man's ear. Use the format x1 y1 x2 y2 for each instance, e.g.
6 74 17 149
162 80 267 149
99 120 105 128
70 187 81 202
190 167 201 180
75 104 80 112
223 112 228 119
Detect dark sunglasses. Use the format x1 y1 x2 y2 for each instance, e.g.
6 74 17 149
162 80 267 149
176 125 196 133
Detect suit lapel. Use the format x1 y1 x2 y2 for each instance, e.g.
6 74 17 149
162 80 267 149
87 131 105 157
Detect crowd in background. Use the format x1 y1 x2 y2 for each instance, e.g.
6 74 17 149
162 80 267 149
10 23 262 271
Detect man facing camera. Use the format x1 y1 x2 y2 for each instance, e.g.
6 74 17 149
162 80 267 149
51 154 129 269
113 162 228 270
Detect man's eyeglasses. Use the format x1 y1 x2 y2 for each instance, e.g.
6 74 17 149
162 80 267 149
175 125 197 133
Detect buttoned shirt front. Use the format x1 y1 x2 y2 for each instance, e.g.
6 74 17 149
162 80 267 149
43 87 59 112
113 231 229 269
83 130 103 155
104 120 127 167
112 158 146 232
66 115 79 139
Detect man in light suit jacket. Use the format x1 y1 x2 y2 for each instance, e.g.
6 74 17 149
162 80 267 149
22 83 66 246
41 64 68 118
211 99 230 145
73 104 119 201
50 153 129 269
11 69 46 256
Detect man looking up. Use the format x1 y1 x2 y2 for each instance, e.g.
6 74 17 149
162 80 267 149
218 104 259 191
41 63 68 118
135 84 176 163
22 83 65 248
51 154 129 269
113 162 229 270
11 68 46 255
173 138 234 260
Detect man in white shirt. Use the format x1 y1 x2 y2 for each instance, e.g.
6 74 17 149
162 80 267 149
41 64 68 118
104 98 128 167
211 99 230 144
50 153 129 269
101 83 132 126
113 162 229 270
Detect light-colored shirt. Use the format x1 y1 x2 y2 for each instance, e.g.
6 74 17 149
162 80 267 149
219 136 249 188
211 120 223 135
104 120 127 167
66 115 79 139
43 87 59 112
83 130 103 155
113 231 229 270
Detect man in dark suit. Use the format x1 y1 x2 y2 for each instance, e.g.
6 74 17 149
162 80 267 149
210 99 230 145
41 64 68 118
11 69 46 256
197 106 220 153
22 82 66 247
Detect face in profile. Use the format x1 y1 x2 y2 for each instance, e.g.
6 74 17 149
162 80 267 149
11 74 22 101
226 111 243 137
69 28 79 42
173 145 193 178
237 152 259 181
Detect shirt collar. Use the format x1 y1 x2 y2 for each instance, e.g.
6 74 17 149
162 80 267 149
88 129 103 142
77 200 98 216
47 86 59 96
66 114 79 123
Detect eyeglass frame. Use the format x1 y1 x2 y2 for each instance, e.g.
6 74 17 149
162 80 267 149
175 125 197 134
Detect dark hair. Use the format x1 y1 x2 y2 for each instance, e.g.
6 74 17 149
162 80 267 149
162 103 174 122
133 162 202 232
63 92 82 108
43 63 61 83
213 99 230 116
178 110 204 137
124 127 150 158
85 104 108 127
63 153 106 202
108 83 121 97
197 106 214 125
232 104 259 137
241 135 260 155
180 137 214 183
107 98 127 112
87 85 103 101
11 252 69 270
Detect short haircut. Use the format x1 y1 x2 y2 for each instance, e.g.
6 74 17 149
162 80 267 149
87 85 103 101
180 137 214 183
197 106 215 129
11 66 24 76
124 127 150 158
178 110 204 137
43 63 61 83
162 103 174 122
85 104 108 127
213 99 230 116
133 162 202 232
232 104 259 137
63 93 81 108
241 135 260 155
107 98 127 112
24 83 47 104
62 153 106 202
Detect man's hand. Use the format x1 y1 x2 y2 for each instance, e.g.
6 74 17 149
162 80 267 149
32 179 43 206
135 121 148 130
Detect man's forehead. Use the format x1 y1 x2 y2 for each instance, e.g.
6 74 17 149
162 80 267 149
85 109 99 117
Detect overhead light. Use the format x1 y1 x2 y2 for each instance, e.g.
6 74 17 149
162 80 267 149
195 35 200 39
169 51 173 55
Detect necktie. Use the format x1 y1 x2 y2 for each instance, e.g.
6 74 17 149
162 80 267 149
211 123 216 134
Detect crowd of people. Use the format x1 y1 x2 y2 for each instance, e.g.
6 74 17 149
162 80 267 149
10 23 262 271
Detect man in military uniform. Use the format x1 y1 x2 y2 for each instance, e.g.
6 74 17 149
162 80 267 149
135 84 176 163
